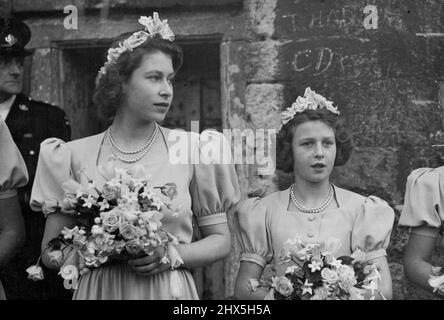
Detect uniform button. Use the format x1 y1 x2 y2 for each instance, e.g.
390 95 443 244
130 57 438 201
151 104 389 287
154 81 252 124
307 233 314 238
29 150 35 155
308 216 316 222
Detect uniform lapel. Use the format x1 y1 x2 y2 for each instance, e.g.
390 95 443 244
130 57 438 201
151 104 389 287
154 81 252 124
5 93 32 138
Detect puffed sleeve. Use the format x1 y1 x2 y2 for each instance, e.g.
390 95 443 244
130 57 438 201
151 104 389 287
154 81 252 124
235 198 273 268
190 130 240 227
351 196 394 261
30 138 72 214
399 168 443 236
0 118 28 199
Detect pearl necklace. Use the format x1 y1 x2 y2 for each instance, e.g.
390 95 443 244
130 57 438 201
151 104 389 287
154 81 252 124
108 124 158 155
108 124 158 163
290 184 334 214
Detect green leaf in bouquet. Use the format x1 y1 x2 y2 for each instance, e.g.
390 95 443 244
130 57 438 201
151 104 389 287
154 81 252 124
286 272 303 286
337 256 353 266
302 261 312 275
75 198 99 216
289 288 303 300
307 270 322 286
353 262 367 284
46 236 70 251
159 183 178 200
138 195 154 211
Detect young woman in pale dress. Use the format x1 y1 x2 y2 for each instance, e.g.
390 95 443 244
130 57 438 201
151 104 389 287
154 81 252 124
234 88 394 299
0 118 27 299
30 14 239 300
400 165 444 295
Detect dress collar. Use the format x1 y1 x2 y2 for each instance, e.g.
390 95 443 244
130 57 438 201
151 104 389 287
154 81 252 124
280 184 346 210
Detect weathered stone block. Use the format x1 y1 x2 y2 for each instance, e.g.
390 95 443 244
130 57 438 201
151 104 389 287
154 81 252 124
245 83 284 129
331 146 400 203
221 40 247 120
245 40 280 82
414 0 444 34
30 48 53 103
245 0 277 39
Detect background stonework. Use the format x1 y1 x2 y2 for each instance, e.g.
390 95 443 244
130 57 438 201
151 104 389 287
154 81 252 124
7 0 444 299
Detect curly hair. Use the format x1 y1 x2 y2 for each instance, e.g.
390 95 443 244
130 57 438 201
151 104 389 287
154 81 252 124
94 34 183 120
276 108 353 173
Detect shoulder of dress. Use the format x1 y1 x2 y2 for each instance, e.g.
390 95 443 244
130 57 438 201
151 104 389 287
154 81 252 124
236 197 266 218
334 186 367 208
335 186 394 220
406 167 441 187
66 133 104 150
255 190 284 213
262 190 283 202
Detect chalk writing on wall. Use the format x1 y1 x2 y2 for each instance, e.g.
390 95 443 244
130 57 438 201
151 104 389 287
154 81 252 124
292 47 338 76
281 5 378 32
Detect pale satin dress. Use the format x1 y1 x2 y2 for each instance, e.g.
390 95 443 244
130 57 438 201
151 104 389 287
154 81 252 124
30 125 240 300
399 167 444 237
0 118 28 300
236 186 395 277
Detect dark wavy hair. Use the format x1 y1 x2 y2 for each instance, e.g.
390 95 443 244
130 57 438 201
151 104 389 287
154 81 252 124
94 34 183 120
276 108 353 173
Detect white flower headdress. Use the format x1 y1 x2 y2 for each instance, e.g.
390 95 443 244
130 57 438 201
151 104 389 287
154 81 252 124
279 87 340 131
96 12 175 84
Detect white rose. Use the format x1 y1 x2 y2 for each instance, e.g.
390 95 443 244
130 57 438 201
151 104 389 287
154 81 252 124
48 250 64 266
91 225 104 236
101 208 122 232
321 268 339 283
26 265 44 281
271 276 294 297
124 212 138 224
59 265 79 281
119 223 138 240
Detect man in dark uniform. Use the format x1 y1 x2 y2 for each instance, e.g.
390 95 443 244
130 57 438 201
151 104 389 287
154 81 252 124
0 17 72 300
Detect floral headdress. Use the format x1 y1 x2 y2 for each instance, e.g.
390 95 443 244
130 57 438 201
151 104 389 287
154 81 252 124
279 87 340 131
96 12 175 84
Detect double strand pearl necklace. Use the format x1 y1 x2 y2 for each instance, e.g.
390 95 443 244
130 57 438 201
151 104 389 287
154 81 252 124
107 123 159 163
290 184 334 214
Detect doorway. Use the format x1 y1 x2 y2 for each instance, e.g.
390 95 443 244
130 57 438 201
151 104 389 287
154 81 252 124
57 39 222 140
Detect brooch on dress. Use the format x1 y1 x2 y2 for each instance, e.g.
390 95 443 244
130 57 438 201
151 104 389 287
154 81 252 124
5 34 17 46
19 104 29 111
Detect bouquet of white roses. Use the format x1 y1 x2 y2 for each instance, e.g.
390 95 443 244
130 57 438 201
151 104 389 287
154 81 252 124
249 236 384 300
26 157 183 293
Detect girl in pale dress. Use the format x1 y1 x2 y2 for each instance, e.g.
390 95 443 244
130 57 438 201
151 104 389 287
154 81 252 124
30 13 239 300
0 118 28 299
400 166 444 295
234 87 394 299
